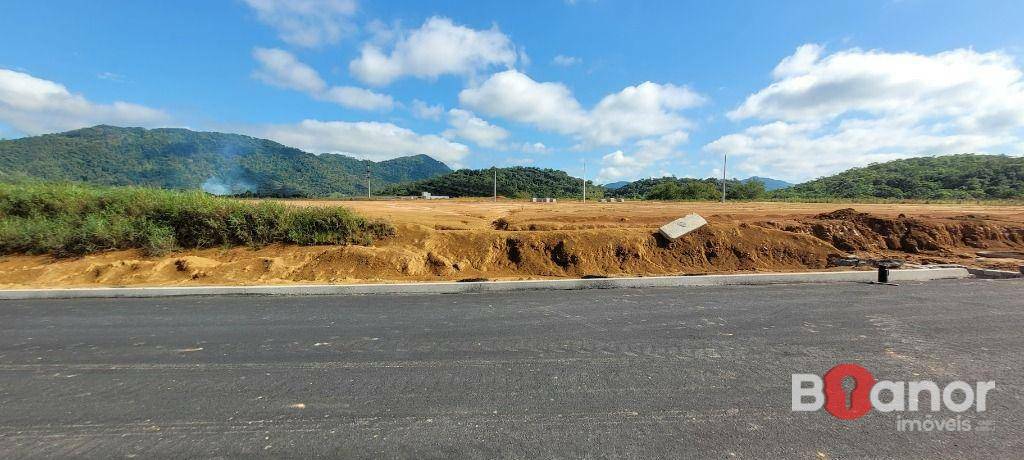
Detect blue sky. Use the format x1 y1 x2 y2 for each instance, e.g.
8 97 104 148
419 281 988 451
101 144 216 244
1 0 1023 183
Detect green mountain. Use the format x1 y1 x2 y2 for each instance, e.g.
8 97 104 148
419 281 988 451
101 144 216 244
775 154 1024 200
606 176 766 200
742 176 792 191
605 176 790 195
0 125 452 197
380 167 602 199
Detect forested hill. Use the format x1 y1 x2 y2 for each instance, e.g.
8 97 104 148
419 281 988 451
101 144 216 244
380 167 602 198
743 176 792 191
605 176 766 200
0 125 451 197
4 128 1017 201
775 154 1024 200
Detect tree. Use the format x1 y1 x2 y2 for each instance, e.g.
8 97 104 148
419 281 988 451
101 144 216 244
774 154 1024 200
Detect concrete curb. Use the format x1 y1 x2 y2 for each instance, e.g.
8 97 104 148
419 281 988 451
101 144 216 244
965 267 1023 279
0 267 971 300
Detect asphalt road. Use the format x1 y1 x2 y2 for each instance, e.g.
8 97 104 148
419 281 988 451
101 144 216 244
0 279 1021 458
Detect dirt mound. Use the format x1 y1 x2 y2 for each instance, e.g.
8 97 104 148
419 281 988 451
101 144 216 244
815 207 865 220
785 209 1024 254
436 222 838 278
1 202 1022 288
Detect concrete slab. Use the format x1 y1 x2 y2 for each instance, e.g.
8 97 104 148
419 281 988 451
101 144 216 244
966 267 1023 279
659 213 707 240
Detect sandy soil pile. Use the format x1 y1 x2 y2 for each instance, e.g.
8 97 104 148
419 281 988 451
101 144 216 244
761 208 1024 268
1 200 1021 288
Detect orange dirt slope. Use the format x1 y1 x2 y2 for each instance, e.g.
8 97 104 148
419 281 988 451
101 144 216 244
1 200 1022 288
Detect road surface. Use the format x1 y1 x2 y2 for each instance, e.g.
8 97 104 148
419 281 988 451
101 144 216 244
1 279 1021 458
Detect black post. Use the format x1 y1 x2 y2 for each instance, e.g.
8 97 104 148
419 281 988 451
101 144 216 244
877 265 889 283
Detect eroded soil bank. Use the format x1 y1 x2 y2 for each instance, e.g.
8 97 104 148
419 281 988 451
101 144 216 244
2 202 1022 288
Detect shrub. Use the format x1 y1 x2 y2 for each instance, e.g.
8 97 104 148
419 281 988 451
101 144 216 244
0 181 394 257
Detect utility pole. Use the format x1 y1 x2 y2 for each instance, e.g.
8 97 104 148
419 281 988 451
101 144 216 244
721 154 727 203
493 167 497 202
582 158 587 202
366 165 371 200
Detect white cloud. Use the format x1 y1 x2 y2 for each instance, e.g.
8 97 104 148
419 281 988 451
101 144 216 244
504 157 534 165
588 82 703 145
596 131 688 182
520 142 549 154
518 47 532 67
252 47 326 93
365 19 400 45
243 0 357 47
597 150 642 182
459 70 588 134
771 43 823 79
552 55 581 67
460 69 704 147
729 45 1024 124
257 119 469 165
252 47 392 111
96 72 126 82
410 99 444 120
442 108 510 149
349 16 518 86
708 118 1009 180
708 44 1024 181
461 70 704 180
319 86 393 111
0 68 169 135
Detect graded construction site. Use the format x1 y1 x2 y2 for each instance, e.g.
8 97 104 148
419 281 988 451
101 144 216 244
1 200 1022 289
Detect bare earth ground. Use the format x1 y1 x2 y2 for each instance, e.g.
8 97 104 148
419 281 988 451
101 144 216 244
1 200 1022 288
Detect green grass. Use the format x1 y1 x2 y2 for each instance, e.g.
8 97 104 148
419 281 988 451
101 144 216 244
0 181 394 257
